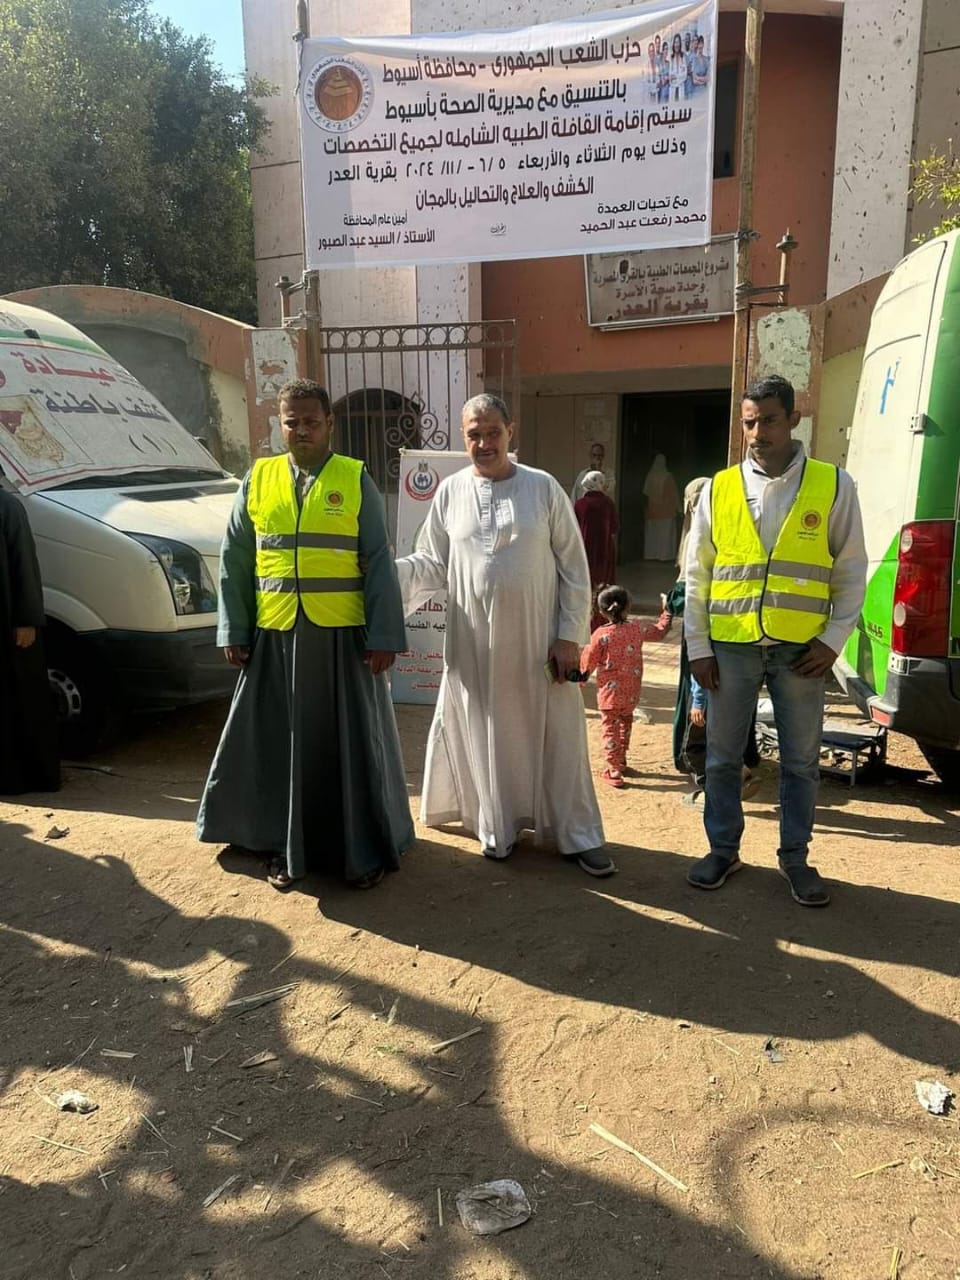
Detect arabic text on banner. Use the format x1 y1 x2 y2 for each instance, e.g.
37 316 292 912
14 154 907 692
299 1 717 270
586 238 734 327
0 337 215 495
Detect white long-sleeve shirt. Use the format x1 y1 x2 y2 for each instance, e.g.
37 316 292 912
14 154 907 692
683 443 867 662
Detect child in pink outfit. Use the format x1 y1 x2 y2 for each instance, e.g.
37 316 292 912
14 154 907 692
580 584 673 788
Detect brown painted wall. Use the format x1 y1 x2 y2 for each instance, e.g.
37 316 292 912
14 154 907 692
481 12 842 384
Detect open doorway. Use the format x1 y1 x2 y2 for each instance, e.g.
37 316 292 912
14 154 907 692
618 389 730 563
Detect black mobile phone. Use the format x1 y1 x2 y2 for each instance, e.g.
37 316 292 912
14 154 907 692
544 657 587 683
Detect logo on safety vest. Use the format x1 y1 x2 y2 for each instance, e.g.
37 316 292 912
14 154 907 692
404 462 440 502
326 490 344 508
801 510 822 531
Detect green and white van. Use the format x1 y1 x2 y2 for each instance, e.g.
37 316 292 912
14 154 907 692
836 228 960 786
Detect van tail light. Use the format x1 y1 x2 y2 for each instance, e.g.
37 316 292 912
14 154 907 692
891 520 954 657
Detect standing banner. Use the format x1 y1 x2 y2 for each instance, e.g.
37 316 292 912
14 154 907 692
392 449 467 705
299 1 717 270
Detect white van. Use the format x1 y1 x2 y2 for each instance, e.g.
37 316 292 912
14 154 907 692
0 299 239 749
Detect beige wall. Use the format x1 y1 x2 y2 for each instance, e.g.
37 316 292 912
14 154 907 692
817 346 863 466
750 308 822 453
827 0 925 295
520 393 618 493
747 274 887 463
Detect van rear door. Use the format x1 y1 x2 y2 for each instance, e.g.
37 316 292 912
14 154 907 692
843 237 949 697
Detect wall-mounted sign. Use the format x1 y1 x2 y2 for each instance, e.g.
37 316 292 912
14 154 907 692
585 237 734 328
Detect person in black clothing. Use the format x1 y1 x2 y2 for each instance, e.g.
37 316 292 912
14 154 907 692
0 489 60 794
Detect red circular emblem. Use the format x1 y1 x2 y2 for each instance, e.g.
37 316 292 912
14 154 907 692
404 463 440 502
801 511 821 531
327 490 344 507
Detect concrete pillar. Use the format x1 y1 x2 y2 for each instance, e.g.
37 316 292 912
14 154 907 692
827 0 925 295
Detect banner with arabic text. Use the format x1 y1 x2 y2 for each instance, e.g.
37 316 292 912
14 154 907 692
299 2 717 269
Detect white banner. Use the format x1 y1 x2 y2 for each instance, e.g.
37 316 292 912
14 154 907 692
299 1 717 270
392 449 469 706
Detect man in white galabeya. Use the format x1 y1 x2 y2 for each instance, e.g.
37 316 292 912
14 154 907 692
397 393 613 878
572 440 615 502
684 374 867 906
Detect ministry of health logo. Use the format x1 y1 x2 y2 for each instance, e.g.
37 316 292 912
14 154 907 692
303 57 374 133
404 462 440 502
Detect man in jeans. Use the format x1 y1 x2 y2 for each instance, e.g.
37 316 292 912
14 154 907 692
683 375 867 906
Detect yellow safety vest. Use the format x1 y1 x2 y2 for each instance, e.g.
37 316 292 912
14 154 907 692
247 453 366 630
708 458 837 643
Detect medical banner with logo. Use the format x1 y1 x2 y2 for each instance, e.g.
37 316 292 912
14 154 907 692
392 449 468 706
298 1 717 270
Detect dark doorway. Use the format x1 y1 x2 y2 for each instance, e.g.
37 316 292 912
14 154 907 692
619 389 730 562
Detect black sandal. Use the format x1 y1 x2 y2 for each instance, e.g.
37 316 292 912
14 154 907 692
266 858 297 890
351 867 384 890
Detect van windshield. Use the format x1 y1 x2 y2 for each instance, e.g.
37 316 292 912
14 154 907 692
49 467 229 490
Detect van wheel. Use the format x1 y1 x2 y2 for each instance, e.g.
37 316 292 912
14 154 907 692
919 743 960 792
46 630 121 756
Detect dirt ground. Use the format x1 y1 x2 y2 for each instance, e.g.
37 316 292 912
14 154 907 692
2 633 959 1280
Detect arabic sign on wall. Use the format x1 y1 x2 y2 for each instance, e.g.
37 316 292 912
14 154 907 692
585 238 734 327
299 1 717 270
393 449 470 706
0 322 216 494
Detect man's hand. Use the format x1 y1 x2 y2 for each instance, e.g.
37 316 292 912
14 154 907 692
548 638 581 684
14 626 36 649
690 706 706 728
790 638 837 678
689 656 719 690
223 645 251 668
365 649 396 676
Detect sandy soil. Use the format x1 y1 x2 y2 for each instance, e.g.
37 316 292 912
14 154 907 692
1 633 959 1280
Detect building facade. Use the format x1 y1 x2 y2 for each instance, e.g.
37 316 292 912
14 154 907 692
242 0 959 558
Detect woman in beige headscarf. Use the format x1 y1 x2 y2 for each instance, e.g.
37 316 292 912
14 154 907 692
642 453 681 560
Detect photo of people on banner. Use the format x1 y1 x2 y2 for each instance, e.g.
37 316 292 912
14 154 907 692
646 27 711 105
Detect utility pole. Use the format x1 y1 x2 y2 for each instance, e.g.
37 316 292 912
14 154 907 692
727 0 764 465
277 0 324 380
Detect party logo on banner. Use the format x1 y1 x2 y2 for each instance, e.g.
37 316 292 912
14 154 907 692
303 57 375 133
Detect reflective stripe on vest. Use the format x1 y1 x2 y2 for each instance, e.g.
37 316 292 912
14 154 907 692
708 458 837 643
247 453 366 630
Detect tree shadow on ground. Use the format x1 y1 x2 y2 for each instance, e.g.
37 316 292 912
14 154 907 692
0 823 813 1280
320 839 960 1073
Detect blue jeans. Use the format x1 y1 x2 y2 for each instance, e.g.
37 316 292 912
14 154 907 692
705 642 824 867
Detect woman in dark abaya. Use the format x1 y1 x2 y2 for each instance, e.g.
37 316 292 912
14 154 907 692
574 470 619 631
0 489 60 794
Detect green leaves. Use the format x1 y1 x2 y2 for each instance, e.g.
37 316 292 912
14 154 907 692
912 144 960 244
0 0 270 321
